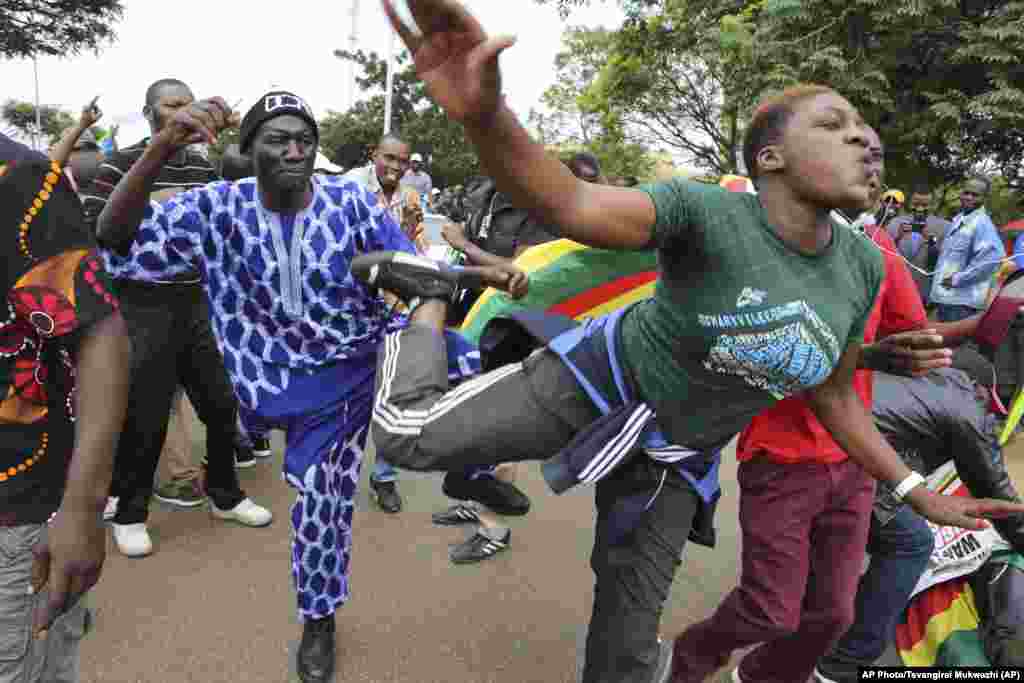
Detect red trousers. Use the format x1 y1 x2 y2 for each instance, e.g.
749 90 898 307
672 456 875 683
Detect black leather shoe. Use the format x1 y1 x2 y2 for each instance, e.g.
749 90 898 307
297 614 336 682
370 477 402 514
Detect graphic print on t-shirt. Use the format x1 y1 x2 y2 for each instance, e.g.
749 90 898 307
699 298 841 400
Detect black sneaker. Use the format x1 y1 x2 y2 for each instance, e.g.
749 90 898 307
252 437 272 459
813 656 860 683
351 251 482 305
235 447 257 469
442 471 531 516
432 503 482 526
370 477 402 513
450 529 511 564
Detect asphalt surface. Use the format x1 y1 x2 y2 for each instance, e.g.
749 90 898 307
79 409 1024 683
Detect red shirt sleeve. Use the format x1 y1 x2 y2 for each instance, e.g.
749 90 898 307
872 228 928 338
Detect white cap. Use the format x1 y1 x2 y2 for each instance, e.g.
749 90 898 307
432 188 441 195
411 153 423 162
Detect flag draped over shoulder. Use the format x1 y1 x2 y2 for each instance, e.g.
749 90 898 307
458 239 658 344
459 174 753 344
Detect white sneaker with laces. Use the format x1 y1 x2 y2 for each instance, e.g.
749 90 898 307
209 498 273 527
111 522 153 557
103 496 118 521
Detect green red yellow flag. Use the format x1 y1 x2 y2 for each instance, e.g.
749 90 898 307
458 239 658 344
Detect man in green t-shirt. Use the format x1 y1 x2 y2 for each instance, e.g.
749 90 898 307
344 3 1023 683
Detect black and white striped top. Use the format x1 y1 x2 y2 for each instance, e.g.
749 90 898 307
82 139 218 284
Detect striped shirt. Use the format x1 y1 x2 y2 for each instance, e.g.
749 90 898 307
82 139 218 284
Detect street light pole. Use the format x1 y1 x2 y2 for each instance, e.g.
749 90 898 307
32 57 42 150
347 0 360 111
383 28 395 135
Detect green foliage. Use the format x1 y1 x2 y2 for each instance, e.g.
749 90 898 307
2 99 74 145
318 50 480 188
527 26 656 181
1 0 124 59
535 0 1024 200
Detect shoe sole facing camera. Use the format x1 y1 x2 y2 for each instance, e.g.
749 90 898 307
153 492 205 508
351 251 482 303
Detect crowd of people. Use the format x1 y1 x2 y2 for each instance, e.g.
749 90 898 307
3 1 1024 682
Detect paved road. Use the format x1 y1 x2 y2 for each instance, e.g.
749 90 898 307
79 420 1024 683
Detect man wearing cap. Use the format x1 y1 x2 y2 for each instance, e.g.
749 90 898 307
82 78 270 559
401 151 432 198
93 91 516 682
815 347 1024 682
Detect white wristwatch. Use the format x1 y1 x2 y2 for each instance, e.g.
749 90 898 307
892 471 926 502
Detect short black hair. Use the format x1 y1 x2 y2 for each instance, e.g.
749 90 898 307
743 84 835 180
569 152 600 177
911 184 932 196
145 78 190 108
967 175 992 194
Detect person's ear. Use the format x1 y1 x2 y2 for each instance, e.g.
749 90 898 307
757 145 785 174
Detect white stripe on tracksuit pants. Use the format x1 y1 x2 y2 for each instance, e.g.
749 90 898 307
369 322 703 683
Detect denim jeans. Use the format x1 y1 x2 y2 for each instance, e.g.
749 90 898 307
0 524 90 683
826 505 935 667
935 303 980 323
371 457 398 484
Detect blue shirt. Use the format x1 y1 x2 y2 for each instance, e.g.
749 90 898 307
1012 233 1024 270
112 174 416 408
930 207 1005 309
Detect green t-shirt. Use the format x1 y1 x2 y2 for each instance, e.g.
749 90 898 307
618 178 884 449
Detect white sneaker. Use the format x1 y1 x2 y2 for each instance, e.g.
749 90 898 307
103 496 118 521
209 498 273 527
111 523 153 557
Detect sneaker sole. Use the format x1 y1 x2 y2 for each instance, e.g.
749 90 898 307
235 459 258 469
209 509 273 528
252 449 273 459
153 494 205 508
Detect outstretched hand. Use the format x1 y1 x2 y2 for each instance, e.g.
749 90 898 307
154 97 240 151
864 329 953 376
79 96 103 129
381 0 515 125
908 488 1024 531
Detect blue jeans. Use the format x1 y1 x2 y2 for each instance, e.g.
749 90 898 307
935 303 979 323
371 457 398 483
827 505 935 666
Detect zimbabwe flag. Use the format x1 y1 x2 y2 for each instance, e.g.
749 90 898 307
458 239 658 344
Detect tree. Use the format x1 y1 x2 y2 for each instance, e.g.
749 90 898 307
319 50 481 188
2 99 74 146
1 0 124 60
540 0 1024 199
527 27 655 180
724 0 1024 196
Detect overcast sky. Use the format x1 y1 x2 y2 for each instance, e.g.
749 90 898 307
0 0 624 144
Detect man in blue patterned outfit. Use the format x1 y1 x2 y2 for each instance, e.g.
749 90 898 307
93 92 521 682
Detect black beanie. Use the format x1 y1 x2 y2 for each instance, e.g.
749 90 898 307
239 91 319 153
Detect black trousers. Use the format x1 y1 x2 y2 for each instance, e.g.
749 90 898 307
110 281 243 523
374 324 696 683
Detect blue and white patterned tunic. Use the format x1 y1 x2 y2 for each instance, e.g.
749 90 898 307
116 174 415 410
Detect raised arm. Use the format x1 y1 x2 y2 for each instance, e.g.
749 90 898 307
50 97 102 169
382 0 656 250
95 97 236 250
